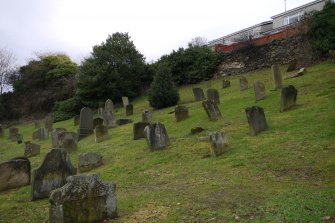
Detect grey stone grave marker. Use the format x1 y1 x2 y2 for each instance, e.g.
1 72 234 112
202 100 222 121
245 106 268 136
144 123 170 151
105 99 114 113
209 131 229 156
51 128 67 147
78 153 103 172
133 122 149 140
192 88 205 101
253 81 266 101
24 141 40 157
175 105 189 122
206 89 220 104
122 96 129 107
280 85 297 112
78 107 93 140
240 76 248 90
142 109 152 123
0 157 30 191
95 124 110 143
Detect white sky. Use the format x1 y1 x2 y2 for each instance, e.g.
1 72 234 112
0 0 314 65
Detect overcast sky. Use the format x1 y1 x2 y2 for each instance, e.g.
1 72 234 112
0 0 314 65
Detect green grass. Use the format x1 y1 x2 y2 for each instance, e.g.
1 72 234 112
0 62 335 222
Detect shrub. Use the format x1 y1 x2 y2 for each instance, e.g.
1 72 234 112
53 97 82 122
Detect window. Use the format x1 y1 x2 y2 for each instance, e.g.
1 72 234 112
284 11 304 25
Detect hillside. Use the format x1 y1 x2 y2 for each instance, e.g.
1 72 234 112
0 62 334 222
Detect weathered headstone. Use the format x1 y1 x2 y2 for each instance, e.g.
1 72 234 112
133 122 150 140
245 106 268 136
286 59 298 72
240 76 248 90
271 64 282 90
78 153 103 172
97 108 104 116
209 131 229 156
192 88 206 101
0 157 30 191
191 127 204 135
45 116 53 133
142 109 152 123
206 89 220 104
51 128 67 147
105 99 114 114
58 132 78 152
39 128 49 140
280 85 298 112
122 96 129 107
175 105 189 122
222 80 231 88
116 118 133 125
330 50 335 63
9 127 19 141
93 117 104 129
95 124 110 143
202 100 222 121
31 148 76 200
102 110 117 128
126 104 133 116
253 81 266 101
144 123 170 151
49 174 117 222
73 115 80 126
78 107 93 140
24 141 40 157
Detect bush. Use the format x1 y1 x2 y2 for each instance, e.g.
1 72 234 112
53 97 82 122
148 65 179 109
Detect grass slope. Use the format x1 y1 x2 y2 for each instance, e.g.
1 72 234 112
0 62 334 223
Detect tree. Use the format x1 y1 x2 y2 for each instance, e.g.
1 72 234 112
0 48 16 95
148 65 179 109
188 36 208 47
77 32 152 107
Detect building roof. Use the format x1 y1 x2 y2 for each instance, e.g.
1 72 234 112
271 0 325 18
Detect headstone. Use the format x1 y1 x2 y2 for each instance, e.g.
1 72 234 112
330 49 335 63
17 134 23 144
97 108 104 116
245 106 268 136
240 76 248 90
144 123 170 151
286 59 298 72
39 128 49 140
222 80 231 88
206 89 220 104
253 81 266 101
133 122 150 140
191 127 204 135
105 99 114 114
142 109 152 123
58 132 78 152
45 116 53 133
271 64 282 90
116 118 133 125
175 105 189 122
78 107 93 140
49 174 117 222
280 85 298 112
31 148 76 200
122 96 129 107
0 125 3 137
209 131 229 156
192 88 205 101
102 110 117 128
0 157 30 191
93 117 104 129
126 104 133 116
95 124 110 143
34 120 41 129
78 153 103 172
51 128 67 147
9 127 19 141
73 115 80 126
24 141 40 157
202 100 222 121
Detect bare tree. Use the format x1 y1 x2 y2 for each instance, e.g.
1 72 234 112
188 36 208 47
0 48 16 94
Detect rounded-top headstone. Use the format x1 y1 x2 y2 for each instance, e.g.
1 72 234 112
105 99 114 113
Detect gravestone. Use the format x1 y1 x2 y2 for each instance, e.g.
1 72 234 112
17 134 23 144
9 127 19 141
133 122 150 140
253 81 266 101
126 104 133 116
175 105 189 122
222 80 231 88
116 118 133 125
142 109 152 123
240 76 248 90
97 108 104 116
271 64 282 90
122 96 129 107
34 120 41 129
95 124 110 143
105 99 114 113
144 123 170 151
0 157 30 191
93 117 104 129
49 174 117 223
209 131 229 156
45 116 53 133
51 128 67 147
206 89 220 104
78 107 93 140
31 148 76 200
38 128 49 140
280 85 298 112
330 50 335 63
0 125 3 137
191 127 204 135
192 88 205 101
286 59 298 72
202 100 222 121
58 132 78 152
24 141 40 157
78 153 103 172
102 110 117 128
245 106 268 136
73 115 80 126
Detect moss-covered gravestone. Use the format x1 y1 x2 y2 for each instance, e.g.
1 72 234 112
253 81 266 101
192 88 205 101
144 123 170 151
245 106 268 136
0 157 30 191
105 99 114 114
209 131 229 156
175 105 189 122
24 141 40 157
51 128 67 147
95 124 110 143
280 85 298 112
102 110 117 128
202 100 222 121
78 153 103 172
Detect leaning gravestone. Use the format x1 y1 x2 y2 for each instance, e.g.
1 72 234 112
31 148 76 200
240 77 248 90
271 64 282 90
105 99 114 114
280 85 298 112
0 157 30 191
209 131 229 156
73 115 80 126
49 174 117 223
102 110 117 128
95 124 110 143
253 81 266 101
78 107 93 140
51 128 67 147
126 104 133 116
78 153 103 172
9 127 19 141
58 132 78 152
206 89 220 104
144 123 170 151
192 88 205 101
222 80 231 88
133 122 150 140
45 116 53 133
93 117 104 129
286 59 298 72
245 106 268 136
24 141 40 157
122 96 129 107
175 105 189 122
142 109 152 123
202 100 222 121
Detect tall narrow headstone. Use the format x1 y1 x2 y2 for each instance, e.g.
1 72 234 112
24 141 40 157
206 89 220 104
209 132 229 156
0 157 30 191
122 96 129 108
245 106 268 136
253 81 266 101
222 80 231 88
144 123 170 151
9 127 19 141
175 105 189 122
202 100 222 121
280 85 298 112
38 128 49 140
286 59 298 72
142 109 152 123
126 104 133 116
133 122 150 140
78 107 93 140
95 124 110 143
45 116 53 133
105 99 114 114
192 88 205 101
240 77 248 90
271 64 282 90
